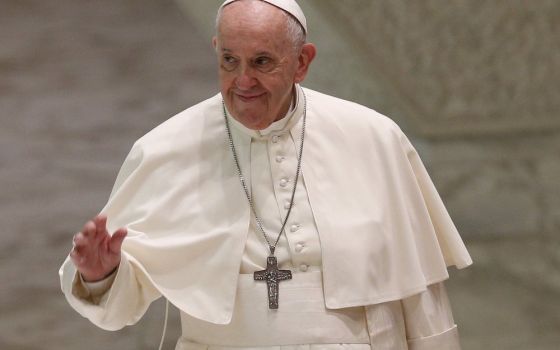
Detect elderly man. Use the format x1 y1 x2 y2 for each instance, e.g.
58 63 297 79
60 1 472 349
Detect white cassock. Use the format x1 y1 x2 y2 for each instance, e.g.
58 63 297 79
59 85 472 349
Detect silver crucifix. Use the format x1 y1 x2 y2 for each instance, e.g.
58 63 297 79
254 256 292 309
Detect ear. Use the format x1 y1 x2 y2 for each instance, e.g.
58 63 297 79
294 43 317 83
212 36 218 50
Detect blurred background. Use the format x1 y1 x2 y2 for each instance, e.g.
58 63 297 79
1 0 559 349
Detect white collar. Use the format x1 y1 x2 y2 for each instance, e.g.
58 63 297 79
225 84 304 141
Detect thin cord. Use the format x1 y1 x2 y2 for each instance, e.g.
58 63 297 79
157 299 169 350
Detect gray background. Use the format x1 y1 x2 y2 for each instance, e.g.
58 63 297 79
1 0 559 349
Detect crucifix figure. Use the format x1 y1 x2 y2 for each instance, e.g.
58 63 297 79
254 255 292 309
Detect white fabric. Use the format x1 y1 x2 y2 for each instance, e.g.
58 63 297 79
60 253 160 331
220 0 307 34
61 84 467 348
407 327 460 350
364 287 460 350
60 85 471 326
80 270 117 297
177 272 461 349
74 270 459 349
178 269 370 348
401 283 461 350
228 86 323 274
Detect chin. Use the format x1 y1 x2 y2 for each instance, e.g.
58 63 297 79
238 116 270 130
233 109 272 130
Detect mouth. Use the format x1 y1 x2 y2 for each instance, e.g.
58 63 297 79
234 92 265 103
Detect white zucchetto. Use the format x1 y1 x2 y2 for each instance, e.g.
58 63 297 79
219 0 307 34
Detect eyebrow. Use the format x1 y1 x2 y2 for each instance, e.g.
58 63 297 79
220 48 273 56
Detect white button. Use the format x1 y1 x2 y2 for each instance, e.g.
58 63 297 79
299 264 309 272
284 200 291 210
280 178 288 187
275 155 284 163
271 135 279 143
295 243 304 253
290 224 299 232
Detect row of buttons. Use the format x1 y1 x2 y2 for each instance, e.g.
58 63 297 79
269 134 309 273
289 223 307 271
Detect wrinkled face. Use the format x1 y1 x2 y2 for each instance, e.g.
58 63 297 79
213 1 310 130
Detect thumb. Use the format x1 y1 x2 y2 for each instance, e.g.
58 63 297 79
108 228 128 254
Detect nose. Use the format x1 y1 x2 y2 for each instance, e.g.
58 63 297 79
235 64 257 90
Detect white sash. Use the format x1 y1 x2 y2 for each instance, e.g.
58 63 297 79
177 268 370 349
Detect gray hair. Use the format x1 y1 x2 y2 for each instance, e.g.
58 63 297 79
215 0 306 53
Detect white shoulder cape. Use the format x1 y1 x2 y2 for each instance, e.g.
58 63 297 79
83 87 472 325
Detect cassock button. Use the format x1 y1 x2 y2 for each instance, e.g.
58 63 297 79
280 178 288 187
275 155 284 163
271 135 279 143
295 243 304 252
299 264 309 272
290 224 299 232
284 200 291 210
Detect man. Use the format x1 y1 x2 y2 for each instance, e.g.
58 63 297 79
60 0 472 349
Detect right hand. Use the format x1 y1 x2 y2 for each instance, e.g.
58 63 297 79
70 214 128 282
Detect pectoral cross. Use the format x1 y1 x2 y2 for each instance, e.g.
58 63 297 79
254 256 292 309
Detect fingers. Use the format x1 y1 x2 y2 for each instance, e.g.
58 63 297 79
81 220 96 239
70 232 87 265
71 215 127 265
108 228 127 254
79 214 109 244
94 215 108 240
72 232 87 252
71 214 108 262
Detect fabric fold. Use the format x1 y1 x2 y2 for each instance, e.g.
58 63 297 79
407 325 460 350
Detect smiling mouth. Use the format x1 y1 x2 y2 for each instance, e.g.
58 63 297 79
235 93 264 102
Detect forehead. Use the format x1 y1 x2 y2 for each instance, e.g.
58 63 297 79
217 1 291 52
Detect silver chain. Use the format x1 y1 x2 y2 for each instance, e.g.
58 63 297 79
222 89 307 256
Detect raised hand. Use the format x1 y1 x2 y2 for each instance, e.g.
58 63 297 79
70 214 128 282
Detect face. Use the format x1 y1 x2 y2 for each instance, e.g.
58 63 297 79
213 1 315 130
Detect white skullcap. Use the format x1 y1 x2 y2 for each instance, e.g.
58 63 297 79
219 0 307 34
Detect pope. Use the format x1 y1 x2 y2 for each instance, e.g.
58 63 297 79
60 1 472 349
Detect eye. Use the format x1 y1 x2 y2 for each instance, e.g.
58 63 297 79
221 55 238 71
254 56 271 66
224 55 236 63
253 56 274 72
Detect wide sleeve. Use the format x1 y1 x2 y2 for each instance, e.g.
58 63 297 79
401 282 461 349
365 282 461 349
59 252 161 331
365 299 409 350
58 142 161 331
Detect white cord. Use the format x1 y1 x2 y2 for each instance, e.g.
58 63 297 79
157 299 169 350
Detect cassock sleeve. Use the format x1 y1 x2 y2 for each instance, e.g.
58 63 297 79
59 252 161 331
59 142 161 331
365 282 461 350
80 268 117 298
402 282 460 349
